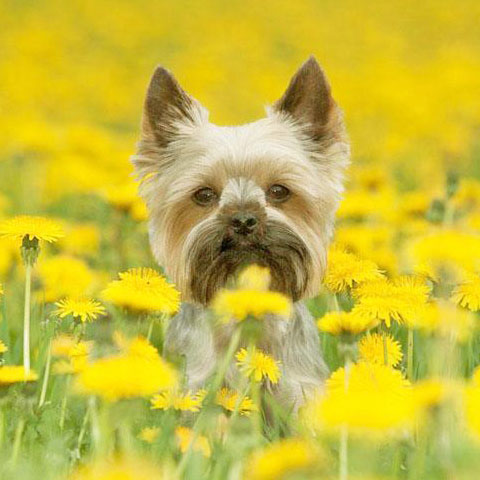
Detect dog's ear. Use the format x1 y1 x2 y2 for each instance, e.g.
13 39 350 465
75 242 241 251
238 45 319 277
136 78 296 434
141 66 202 147
273 56 344 145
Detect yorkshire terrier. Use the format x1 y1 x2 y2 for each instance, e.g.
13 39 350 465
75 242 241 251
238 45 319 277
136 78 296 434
132 56 350 409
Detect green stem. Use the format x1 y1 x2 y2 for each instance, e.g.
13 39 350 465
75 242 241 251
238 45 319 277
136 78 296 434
23 263 32 374
339 355 352 480
10 417 25 466
59 375 71 431
407 329 414 380
75 405 90 459
38 340 52 408
147 316 155 342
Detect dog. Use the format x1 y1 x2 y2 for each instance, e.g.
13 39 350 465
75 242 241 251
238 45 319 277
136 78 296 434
131 56 350 409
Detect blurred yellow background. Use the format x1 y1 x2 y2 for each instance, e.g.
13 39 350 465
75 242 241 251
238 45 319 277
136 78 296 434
1 0 479 204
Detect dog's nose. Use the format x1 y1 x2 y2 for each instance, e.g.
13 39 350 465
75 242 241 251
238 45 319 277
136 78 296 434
230 212 258 235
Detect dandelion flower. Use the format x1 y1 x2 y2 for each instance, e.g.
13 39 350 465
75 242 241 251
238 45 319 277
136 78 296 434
352 276 430 327
324 247 384 293
54 297 106 323
451 274 480 311
175 426 211 458
0 283 3 296
243 438 319 480
359 333 403 367
151 389 204 412
212 289 291 322
51 335 93 358
0 215 65 243
58 224 100 257
75 345 177 401
0 340 8 354
0 366 38 385
237 265 271 290
138 426 161 444
216 387 257 416
113 332 160 361
102 268 180 314
69 457 170 480
306 362 413 437
235 347 281 383
317 311 378 336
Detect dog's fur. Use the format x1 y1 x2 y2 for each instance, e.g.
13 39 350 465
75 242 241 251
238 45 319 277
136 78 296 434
131 56 349 408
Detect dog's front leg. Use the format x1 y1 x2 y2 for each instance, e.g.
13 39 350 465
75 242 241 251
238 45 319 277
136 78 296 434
165 303 216 391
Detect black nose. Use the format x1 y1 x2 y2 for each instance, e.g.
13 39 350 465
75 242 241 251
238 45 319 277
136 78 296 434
230 212 258 235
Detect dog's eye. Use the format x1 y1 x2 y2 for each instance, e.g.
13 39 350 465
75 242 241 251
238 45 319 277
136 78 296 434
193 187 218 206
267 184 291 203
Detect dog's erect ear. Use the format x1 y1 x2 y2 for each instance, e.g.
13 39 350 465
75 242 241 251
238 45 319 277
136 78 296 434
141 66 200 147
273 56 343 144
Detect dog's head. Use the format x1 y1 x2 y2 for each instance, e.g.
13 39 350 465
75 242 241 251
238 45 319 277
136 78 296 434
132 56 349 305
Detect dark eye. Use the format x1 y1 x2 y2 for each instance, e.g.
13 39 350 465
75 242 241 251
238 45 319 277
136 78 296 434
267 184 291 203
193 187 218 206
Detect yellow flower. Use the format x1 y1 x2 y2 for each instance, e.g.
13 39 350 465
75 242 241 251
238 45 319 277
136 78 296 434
464 385 480 441
358 333 403 367
138 426 161 444
151 390 204 412
413 301 475 342
412 378 459 411
58 223 100 257
0 366 38 385
175 426 211 458
51 335 93 358
352 276 430 327
0 283 3 296
408 230 480 281
451 274 480 311
243 438 319 480
102 268 180 314
307 362 413 437
324 247 384 293
75 344 177 401
69 456 170 480
0 340 8 354
216 387 257 416
237 265 271 290
235 347 281 383
212 289 291 322
54 297 106 323
37 255 98 302
102 182 138 210
0 215 65 243
113 332 160 361
317 311 378 336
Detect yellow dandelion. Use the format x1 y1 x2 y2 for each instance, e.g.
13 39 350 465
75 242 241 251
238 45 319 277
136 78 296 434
237 265 271 290
0 215 65 243
317 311 378 336
113 332 160 361
412 378 459 411
37 255 98 302
102 182 138 210
54 297 106 323
243 438 319 480
216 387 258 416
235 347 281 384
212 289 291 322
58 223 100 257
306 362 413 437
413 301 475 342
151 389 203 412
69 456 170 480
352 276 430 327
358 333 403 367
0 366 38 385
51 335 93 358
324 246 384 293
138 426 161 444
451 274 480 311
175 426 211 458
75 346 177 401
0 340 8 354
102 268 180 314
0 283 3 296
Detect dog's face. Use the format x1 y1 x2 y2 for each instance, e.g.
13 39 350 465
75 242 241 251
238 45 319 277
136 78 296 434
132 57 349 305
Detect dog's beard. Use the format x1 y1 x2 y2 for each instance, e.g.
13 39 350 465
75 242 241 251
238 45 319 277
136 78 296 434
184 218 312 305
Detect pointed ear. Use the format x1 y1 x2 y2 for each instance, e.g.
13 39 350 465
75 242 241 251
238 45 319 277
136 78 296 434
272 56 344 144
141 66 202 147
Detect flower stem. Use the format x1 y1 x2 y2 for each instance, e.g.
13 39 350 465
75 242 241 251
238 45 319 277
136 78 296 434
147 316 155 342
407 328 414 380
23 263 32 374
10 417 25 466
38 340 52 408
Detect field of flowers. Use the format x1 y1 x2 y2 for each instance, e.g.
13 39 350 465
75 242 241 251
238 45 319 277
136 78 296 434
1 1 480 479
